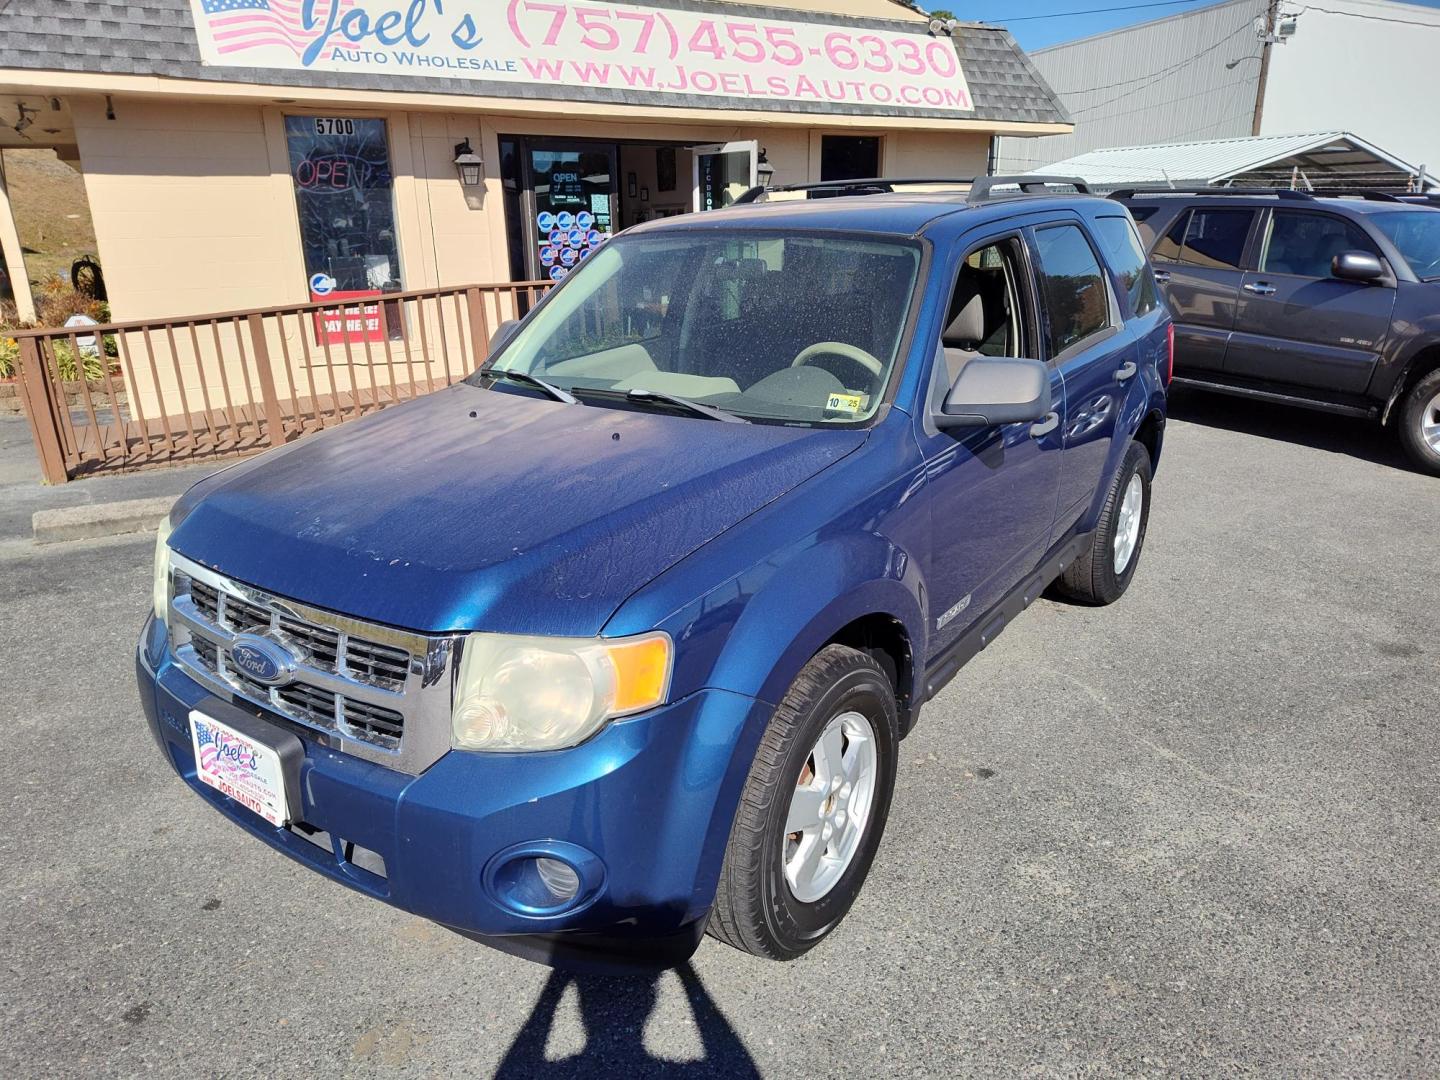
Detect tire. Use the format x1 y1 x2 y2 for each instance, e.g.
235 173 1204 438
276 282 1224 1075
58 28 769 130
1053 440 1153 605
1397 368 1440 477
707 644 899 961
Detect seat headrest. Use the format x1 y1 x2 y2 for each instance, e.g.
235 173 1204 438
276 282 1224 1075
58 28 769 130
942 294 986 350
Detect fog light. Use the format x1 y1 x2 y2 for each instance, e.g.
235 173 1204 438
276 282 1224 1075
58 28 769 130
482 841 605 918
535 857 580 901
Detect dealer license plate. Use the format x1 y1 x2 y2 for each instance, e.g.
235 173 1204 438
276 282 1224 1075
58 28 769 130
189 710 290 827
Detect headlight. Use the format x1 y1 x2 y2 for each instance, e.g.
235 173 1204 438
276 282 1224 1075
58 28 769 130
452 631 672 752
152 514 174 625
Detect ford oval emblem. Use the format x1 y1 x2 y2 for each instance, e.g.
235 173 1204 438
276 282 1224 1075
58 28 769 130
229 635 294 686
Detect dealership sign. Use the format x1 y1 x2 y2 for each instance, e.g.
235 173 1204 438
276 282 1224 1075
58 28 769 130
190 0 974 113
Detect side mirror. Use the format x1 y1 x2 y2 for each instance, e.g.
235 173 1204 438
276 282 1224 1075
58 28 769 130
489 319 521 355
1332 250 1385 283
935 357 1052 430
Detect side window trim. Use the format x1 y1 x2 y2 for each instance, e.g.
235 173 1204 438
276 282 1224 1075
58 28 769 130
1027 219 1121 367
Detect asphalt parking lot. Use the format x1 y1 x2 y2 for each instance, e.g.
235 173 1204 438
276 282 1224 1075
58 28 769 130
2 392 1437 1077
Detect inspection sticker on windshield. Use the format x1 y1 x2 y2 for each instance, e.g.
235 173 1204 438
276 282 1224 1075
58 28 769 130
826 392 868 414
189 711 289 826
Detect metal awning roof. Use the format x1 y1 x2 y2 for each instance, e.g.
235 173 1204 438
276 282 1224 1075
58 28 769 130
1042 131 1438 193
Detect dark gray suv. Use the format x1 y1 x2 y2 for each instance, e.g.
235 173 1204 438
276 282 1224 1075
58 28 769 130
1113 189 1440 475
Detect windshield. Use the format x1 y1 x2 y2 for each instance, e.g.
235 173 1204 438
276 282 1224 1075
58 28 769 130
477 231 923 424
1372 211 1440 280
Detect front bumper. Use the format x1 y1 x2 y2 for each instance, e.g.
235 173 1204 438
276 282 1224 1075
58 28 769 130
136 615 769 969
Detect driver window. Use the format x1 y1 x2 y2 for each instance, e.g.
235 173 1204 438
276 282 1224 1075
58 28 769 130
1260 211 1379 279
938 238 1027 388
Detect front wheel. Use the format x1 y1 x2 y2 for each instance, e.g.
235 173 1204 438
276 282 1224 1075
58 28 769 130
707 645 899 961
1053 440 1153 605
1397 369 1440 477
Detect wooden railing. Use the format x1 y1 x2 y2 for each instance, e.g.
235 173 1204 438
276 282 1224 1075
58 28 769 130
10 281 549 484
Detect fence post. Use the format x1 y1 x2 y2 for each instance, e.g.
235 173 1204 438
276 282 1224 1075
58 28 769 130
465 286 490 363
15 335 69 484
246 312 287 447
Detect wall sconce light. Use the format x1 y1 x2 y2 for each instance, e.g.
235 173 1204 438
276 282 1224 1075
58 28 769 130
756 147 775 189
453 138 485 186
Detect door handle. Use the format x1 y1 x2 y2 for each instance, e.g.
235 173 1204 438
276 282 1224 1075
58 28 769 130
1114 360 1137 382
1152 269 1171 284
1030 411 1060 438
1242 282 1277 296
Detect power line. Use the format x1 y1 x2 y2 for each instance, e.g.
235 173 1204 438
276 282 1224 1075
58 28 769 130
1076 75 1257 126
985 0 1215 23
1061 19 1256 109
1295 4 1440 28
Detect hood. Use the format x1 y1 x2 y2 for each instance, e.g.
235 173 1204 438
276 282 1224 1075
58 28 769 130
170 384 864 634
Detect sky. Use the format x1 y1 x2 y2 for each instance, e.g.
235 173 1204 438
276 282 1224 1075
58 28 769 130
953 0 1440 52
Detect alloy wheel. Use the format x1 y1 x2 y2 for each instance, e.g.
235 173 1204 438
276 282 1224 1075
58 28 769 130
1113 472 1144 574
783 710 878 904
1423 390 1440 453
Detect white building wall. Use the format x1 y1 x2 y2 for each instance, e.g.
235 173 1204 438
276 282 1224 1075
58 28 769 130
997 0 1267 176
1260 0 1440 176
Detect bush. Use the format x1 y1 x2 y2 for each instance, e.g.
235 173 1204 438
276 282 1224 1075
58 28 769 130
52 340 107 382
0 278 116 380
33 275 109 328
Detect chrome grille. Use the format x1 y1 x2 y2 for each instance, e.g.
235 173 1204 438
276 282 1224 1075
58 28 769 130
166 552 458 775
189 577 394 689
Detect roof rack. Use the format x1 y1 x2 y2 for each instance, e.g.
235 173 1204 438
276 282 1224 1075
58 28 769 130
966 175 1092 202
1108 186 1318 201
731 174 1091 206
1307 189 1404 202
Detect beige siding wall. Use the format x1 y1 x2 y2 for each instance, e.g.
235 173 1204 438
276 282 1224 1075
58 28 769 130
73 95 304 318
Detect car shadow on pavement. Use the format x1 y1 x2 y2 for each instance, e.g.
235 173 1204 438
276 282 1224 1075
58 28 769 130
494 961 760 1078
1166 386 1414 471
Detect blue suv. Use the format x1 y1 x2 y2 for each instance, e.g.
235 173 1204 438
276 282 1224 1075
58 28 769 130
137 176 1171 968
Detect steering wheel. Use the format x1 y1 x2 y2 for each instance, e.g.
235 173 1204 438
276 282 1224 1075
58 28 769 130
790 341 884 378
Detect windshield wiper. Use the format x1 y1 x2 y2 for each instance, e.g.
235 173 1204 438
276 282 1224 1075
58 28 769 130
481 368 578 405
620 387 749 423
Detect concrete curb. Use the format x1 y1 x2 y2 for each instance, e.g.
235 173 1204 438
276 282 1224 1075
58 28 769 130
32 495 177 545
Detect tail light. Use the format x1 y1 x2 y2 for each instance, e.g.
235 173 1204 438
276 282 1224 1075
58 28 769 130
1164 322 1175 386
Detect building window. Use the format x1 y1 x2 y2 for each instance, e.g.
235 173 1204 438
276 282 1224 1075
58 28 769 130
285 116 403 297
821 136 881 182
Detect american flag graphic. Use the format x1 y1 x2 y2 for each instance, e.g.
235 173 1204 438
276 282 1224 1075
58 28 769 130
200 0 355 58
195 721 220 774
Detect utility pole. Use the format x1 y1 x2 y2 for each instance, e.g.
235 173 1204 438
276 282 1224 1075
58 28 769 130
1251 0 1280 136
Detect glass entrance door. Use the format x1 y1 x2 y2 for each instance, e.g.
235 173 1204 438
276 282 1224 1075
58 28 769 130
692 141 758 212
523 143 617 283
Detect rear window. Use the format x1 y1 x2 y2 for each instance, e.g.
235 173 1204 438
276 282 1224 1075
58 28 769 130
1032 224 1112 356
1153 208 1255 270
1093 216 1158 316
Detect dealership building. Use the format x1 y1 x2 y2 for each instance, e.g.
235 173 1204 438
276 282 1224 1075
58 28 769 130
0 0 1070 324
